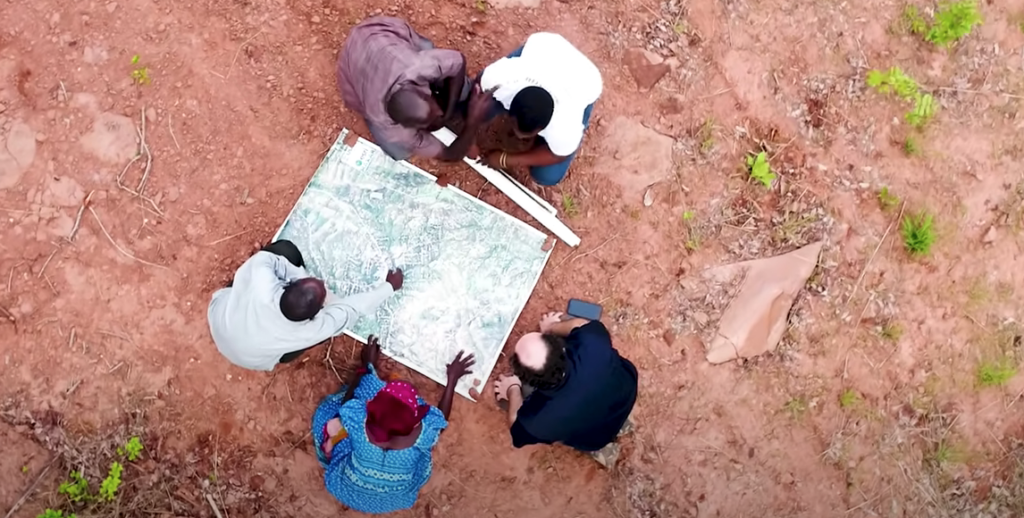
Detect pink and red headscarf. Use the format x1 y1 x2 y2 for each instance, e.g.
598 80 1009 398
365 380 430 443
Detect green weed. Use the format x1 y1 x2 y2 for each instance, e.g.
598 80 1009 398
682 210 701 250
36 511 76 518
926 1 983 47
902 5 929 35
99 462 123 501
906 93 937 128
903 135 921 156
59 471 90 503
130 55 150 85
697 118 714 154
784 397 808 418
118 436 144 462
878 186 900 211
839 389 862 409
867 67 920 99
932 440 961 464
561 193 579 218
900 211 936 257
22 465 29 473
880 321 904 341
976 359 1016 387
745 151 776 189
867 67 939 128
474 0 487 12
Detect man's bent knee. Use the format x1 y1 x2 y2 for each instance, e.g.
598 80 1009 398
262 240 305 268
529 162 571 186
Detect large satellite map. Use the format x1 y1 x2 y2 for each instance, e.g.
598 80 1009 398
275 130 551 399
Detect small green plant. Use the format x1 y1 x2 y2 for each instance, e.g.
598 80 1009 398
906 93 937 127
867 67 940 128
878 186 900 211
867 67 919 99
22 465 29 473
902 5 929 35
745 151 776 188
36 511 76 518
130 55 150 85
474 0 487 12
903 135 921 156
926 1 983 47
99 462 123 501
59 471 90 503
839 389 862 409
880 321 904 341
932 440 962 464
681 210 701 250
784 397 808 418
561 193 579 218
976 359 1016 387
900 211 936 257
118 436 144 461
697 118 715 155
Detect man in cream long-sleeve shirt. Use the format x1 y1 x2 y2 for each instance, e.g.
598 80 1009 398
207 240 403 371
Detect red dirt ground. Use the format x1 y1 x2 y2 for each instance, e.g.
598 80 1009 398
3 0 1024 517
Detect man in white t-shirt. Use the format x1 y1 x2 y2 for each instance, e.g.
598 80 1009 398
478 33 602 186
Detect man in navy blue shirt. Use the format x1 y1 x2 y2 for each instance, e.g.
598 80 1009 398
493 311 638 467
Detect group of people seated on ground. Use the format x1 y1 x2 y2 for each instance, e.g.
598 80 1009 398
207 239 638 514
339 16 603 186
203 16 633 516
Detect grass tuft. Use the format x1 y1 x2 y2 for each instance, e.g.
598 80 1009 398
926 1 983 47
976 359 1017 387
900 211 936 257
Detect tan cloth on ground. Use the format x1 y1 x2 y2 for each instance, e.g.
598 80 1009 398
704 241 824 364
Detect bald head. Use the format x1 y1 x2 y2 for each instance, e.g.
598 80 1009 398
514 332 548 370
511 332 568 390
280 278 326 322
386 87 442 129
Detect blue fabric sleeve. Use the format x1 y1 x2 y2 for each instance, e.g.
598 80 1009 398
354 364 387 401
567 321 613 354
415 406 449 451
510 418 545 448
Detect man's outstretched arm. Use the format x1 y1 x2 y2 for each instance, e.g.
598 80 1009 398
486 143 567 169
543 315 589 337
313 270 403 337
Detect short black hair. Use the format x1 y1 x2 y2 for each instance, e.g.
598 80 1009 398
280 278 325 321
387 88 431 126
509 86 554 134
511 334 567 390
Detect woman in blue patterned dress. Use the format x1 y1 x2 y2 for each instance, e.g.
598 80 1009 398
312 335 475 514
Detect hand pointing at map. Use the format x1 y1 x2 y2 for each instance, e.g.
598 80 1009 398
386 268 404 291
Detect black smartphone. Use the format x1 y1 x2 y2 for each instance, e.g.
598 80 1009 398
566 299 602 321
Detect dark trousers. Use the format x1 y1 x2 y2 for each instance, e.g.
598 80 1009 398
262 239 305 268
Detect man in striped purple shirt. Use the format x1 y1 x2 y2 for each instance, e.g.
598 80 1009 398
337 17 489 162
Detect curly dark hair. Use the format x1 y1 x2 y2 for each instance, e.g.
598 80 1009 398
511 334 568 390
